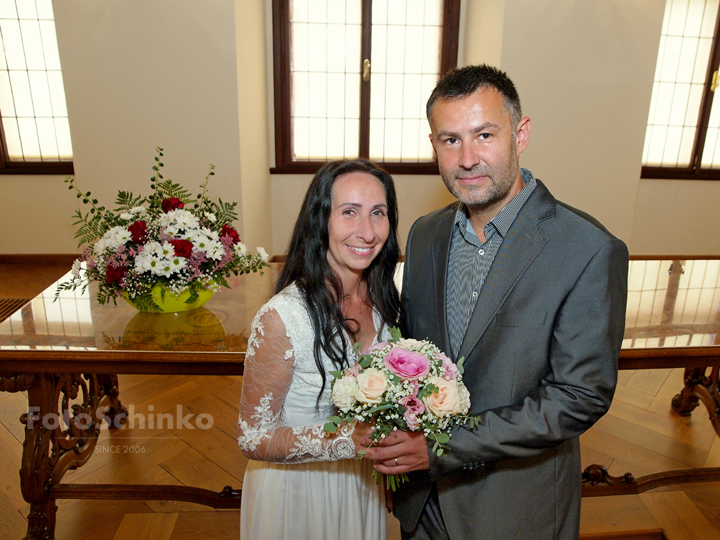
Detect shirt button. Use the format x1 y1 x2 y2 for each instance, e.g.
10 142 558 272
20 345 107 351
478 249 484 255
472 291 478 299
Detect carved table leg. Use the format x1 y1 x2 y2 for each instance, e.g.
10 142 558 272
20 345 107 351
672 367 705 416
18 373 125 539
672 366 720 438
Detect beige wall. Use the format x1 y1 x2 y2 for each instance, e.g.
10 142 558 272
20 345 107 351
0 1 718 257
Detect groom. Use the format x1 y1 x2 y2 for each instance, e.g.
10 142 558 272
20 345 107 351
362 65 629 539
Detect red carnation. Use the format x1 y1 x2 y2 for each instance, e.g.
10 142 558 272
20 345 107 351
220 224 241 245
128 220 148 244
161 197 184 213
169 238 194 258
106 265 127 284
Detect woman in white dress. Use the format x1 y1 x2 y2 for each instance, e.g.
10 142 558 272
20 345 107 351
238 159 401 540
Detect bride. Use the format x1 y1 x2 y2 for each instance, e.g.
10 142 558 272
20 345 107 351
237 159 401 540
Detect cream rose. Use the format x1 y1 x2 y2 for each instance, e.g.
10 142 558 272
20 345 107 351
332 376 358 412
354 368 388 404
423 376 464 417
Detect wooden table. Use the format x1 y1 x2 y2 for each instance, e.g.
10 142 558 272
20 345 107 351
1 258 720 537
583 257 720 495
0 264 280 539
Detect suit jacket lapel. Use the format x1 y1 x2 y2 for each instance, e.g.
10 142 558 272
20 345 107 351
457 182 554 361
430 204 457 357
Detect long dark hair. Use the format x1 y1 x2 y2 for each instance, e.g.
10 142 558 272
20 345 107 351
276 159 401 401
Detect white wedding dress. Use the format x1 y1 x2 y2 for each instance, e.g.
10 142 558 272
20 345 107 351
238 283 389 540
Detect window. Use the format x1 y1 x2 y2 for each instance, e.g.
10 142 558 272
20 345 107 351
0 0 73 175
642 0 720 180
271 0 460 174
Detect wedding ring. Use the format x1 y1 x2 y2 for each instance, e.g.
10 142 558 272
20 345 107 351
394 457 399 466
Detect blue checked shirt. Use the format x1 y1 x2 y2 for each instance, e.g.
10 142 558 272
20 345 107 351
446 169 537 358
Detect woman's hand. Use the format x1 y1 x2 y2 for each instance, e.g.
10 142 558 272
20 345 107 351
351 421 375 456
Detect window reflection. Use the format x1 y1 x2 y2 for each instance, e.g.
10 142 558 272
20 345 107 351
624 259 720 348
0 270 96 350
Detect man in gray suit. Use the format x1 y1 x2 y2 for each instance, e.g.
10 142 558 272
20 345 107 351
362 65 629 539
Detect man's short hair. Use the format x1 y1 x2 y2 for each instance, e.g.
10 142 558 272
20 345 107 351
426 64 522 129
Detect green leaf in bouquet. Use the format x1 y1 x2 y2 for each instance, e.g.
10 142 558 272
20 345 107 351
359 355 372 369
352 342 361 354
433 432 450 444
457 355 466 375
329 370 344 379
417 383 438 398
389 326 402 342
365 403 394 415
323 422 338 434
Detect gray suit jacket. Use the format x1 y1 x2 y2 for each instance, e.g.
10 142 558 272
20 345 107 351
396 180 629 539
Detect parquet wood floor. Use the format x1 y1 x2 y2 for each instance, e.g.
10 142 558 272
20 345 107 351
1 262 719 539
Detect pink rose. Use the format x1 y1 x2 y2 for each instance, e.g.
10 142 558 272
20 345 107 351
362 341 389 355
384 347 430 380
346 362 362 378
439 352 459 380
161 197 184 213
400 395 425 431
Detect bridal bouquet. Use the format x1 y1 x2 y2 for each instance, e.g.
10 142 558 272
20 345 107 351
55 147 269 311
324 328 479 490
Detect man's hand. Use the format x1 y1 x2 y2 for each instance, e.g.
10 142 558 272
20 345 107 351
362 430 430 474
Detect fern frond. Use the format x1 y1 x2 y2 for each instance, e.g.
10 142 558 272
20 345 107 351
114 191 146 211
155 180 193 204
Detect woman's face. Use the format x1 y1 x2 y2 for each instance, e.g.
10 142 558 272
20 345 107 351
326 171 390 282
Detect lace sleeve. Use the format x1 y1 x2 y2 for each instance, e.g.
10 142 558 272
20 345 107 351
237 304 356 463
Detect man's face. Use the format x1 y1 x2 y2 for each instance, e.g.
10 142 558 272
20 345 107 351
429 88 529 213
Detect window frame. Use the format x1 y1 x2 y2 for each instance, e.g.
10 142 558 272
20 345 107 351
270 0 460 175
642 1 720 181
0 128 74 174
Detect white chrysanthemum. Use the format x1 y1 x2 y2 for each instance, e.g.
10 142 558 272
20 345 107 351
168 209 199 230
188 231 211 252
165 224 181 238
120 212 133 221
257 246 269 263
93 239 108 255
102 226 131 249
169 256 187 272
204 212 217 223
201 227 219 241
130 206 146 215
156 259 175 277
206 240 225 260
71 259 83 278
159 241 175 258
234 242 248 257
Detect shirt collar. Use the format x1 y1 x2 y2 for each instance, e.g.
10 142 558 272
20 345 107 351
453 168 537 239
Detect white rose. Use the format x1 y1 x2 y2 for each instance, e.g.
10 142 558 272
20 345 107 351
354 367 388 404
332 376 358 412
423 376 462 417
396 338 423 349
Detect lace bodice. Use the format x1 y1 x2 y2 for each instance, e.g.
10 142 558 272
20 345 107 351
238 283 390 463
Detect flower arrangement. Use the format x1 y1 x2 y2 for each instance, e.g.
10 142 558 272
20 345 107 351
324 328 479 490
56 147 270 311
